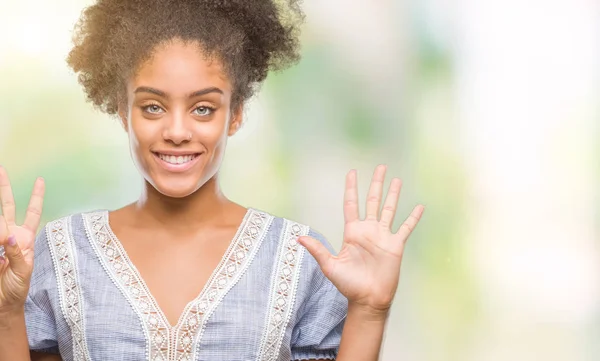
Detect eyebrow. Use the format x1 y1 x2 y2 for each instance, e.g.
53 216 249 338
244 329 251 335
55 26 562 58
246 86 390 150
133 86 224 98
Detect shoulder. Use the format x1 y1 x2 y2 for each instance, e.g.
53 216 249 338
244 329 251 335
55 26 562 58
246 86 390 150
30 210 107 286
257 211 348 346
252 207 337 255
34 209 108 252
252 208 338 289
38 209 107 232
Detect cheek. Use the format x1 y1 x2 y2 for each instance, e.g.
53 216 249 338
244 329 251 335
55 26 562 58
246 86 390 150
198 117 230 148
128 118 158 169
129 116 156 146
205 125 227 146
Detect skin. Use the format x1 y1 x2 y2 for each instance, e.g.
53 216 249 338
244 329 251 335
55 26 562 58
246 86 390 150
109 39 249 327
0 38 424 361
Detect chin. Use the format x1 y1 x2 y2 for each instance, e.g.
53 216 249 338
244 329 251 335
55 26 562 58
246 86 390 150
150 178 203 199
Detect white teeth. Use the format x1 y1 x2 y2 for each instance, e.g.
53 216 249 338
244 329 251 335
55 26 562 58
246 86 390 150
158 154 197 165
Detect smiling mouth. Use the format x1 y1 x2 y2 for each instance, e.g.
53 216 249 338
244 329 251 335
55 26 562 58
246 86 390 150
154 152 201 165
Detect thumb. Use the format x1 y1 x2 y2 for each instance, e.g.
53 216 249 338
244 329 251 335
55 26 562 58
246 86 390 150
297 236 334 276
2 234 28 278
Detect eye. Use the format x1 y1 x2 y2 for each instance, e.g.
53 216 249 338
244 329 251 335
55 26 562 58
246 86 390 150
193 106 214 117
142 104 165 114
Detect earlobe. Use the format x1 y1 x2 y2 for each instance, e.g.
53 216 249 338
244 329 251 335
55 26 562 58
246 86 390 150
228 106 244 136
117 106 129 132
228 121 241 136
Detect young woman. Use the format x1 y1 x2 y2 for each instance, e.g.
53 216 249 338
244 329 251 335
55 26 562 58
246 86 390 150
0 0 424 360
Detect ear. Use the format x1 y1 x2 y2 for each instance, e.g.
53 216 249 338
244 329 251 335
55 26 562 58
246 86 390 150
117 104 129 132
227 104 244 136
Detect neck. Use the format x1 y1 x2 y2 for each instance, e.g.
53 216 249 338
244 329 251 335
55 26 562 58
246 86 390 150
134 174 234 230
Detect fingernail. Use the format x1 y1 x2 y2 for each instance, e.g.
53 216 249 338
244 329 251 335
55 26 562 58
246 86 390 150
0 257 4 265
7 235 16 246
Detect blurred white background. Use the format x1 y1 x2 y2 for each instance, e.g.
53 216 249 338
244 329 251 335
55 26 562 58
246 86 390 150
0 0 598 359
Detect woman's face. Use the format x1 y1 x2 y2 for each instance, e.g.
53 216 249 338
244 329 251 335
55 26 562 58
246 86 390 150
120 39 241 198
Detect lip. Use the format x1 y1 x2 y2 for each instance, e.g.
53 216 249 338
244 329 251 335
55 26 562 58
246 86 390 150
152 151 202 173
152 149 201 156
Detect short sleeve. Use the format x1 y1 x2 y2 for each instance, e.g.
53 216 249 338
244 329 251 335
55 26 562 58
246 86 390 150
290 229 348 360
24 225 60 354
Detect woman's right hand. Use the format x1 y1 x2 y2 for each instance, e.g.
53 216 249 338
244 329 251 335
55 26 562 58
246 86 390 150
0 166 45 313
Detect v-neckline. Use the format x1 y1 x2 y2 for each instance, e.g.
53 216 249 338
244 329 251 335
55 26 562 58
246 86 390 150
84 208 274 360
101 207 253 329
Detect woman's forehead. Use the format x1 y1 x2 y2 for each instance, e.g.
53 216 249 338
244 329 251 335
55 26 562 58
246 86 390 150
130 40 232 94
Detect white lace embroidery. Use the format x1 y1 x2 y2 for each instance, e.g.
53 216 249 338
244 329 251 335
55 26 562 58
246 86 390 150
46 217 92 361
83 209 272 361
180 209 273 361
83 212 170 361
257 219 309 361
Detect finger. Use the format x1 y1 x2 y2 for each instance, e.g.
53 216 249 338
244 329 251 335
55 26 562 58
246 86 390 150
396 205 425 242
0 234 28 277
297 236 334 277
23 178 45 233
0 215 8 243
0 166 16 225
343 170 360 224
380 178 402 229
0 215 7 266
365 165 387 221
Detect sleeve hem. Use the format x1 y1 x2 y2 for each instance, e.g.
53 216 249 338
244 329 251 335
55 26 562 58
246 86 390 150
291 350 338 360
30 347 60 354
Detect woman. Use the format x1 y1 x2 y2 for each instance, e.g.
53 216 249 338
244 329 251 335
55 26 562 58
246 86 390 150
0 0 424 360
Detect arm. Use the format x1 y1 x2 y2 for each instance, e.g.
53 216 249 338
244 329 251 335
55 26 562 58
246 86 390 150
0 302 61 361
31 352 62 361
0 307 30 361
298 166 424 361
0 295 61 361
298 306 387 361
0 169 48 360
336 305 388 361
0 308 62 361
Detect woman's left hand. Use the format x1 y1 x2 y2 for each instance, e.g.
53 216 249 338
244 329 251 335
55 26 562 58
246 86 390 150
298 165 424 314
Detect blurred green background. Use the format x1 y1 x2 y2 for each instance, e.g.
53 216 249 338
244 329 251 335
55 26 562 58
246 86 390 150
1 0 598 360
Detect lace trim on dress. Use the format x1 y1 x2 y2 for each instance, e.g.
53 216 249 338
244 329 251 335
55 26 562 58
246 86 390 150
182 209 273 361
83 209 273 361
47 216 92 361
257 219 309 361
83 212 170 361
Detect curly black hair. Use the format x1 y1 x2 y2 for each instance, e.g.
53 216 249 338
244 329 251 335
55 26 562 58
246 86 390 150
67 0 304 115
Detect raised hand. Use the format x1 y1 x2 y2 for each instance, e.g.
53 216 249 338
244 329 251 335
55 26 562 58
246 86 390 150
0 166 45 312
298 165 424 313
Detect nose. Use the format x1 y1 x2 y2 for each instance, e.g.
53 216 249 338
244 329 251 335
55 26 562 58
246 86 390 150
162 110 191 145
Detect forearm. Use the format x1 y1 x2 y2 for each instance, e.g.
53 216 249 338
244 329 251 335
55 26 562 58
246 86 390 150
336 304 389 361
0 307 31 361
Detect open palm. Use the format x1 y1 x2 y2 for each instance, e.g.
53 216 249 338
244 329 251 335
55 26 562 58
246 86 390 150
0 166 45 310
299 165 424 312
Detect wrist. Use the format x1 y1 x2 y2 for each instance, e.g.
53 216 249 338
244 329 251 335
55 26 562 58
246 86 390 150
347 302 390 323
0 305 25 328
